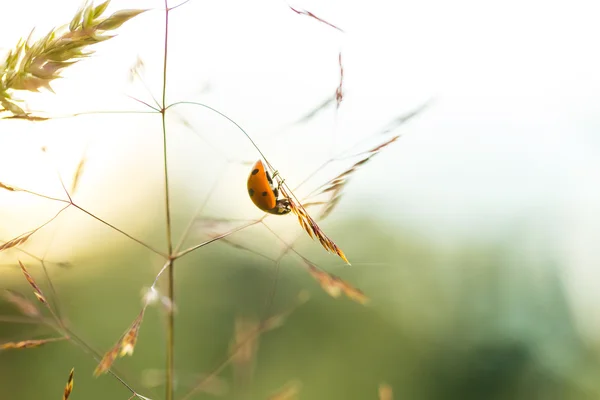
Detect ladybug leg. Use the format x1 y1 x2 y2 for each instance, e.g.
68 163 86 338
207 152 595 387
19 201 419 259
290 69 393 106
265 170 274 185
272 171 286 186
272 178 286 197
269 170 286 195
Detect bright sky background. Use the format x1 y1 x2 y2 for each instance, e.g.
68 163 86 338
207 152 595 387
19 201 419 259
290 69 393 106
1 0 600 334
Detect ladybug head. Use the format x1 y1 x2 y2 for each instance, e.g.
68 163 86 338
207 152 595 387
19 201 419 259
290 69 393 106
267 198 292 215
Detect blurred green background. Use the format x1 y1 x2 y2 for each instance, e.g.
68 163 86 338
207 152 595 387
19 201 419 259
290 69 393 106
2 212 600 400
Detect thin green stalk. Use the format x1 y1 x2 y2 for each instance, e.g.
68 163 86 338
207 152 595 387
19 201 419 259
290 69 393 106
161 1 175 400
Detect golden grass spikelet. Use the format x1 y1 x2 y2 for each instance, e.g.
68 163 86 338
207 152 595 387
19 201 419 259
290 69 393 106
0 0 147 116
94 308 145 376
18 260 47 304
0 232 33 251
70 155 86 194
94 342 120 376
379 383 393 400
305 262 369 304
2 289 41 317
0 182 17 191
303 135 401 221
120 309 145 357
268 380 302 400
1 336 67 350
62 368 75 400
282 186 350 265
301 102 431 220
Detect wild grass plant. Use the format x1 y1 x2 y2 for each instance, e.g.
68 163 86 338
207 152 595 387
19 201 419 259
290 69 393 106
0 1 429 399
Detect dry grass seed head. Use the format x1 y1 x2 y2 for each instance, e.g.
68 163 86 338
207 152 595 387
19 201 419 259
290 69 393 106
94 342 120 376
300 101 432 221
268 380 302 400
18 260 47 304
2 289 41 317
302 135 403 223
120 309 145 356
94 308 146 375
1 336 67 350
282 186 350 265
0 182 18 191
62 368 75 400
0 233 33 252
305 262 368 304
70 155 86 194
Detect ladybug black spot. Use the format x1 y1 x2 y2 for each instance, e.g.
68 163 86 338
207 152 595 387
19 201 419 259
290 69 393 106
252 168 259 175
262 191 268 196
248 188 255 196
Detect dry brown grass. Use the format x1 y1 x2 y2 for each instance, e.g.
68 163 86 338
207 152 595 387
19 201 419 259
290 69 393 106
267 380 302 400
70 154 87 195
2 289 41 317
304 260 368 304
18 260 47 304
283 185 351 265
94 307 147 376
1 336 68 350
0 233 33 252
62 368 75 400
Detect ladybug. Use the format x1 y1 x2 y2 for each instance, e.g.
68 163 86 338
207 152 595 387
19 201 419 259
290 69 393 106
247 160 291 215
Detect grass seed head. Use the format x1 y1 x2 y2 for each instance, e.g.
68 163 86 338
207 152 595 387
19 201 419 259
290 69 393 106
95 308 146 375
0 182 17 191
94 343 120 376
1 336 67 350
306 262 368 304
284 187 350 265
268 380 302 400
120 310 145 357
0 233 33 252
0 0 147 116
70 155 87 195
2 289 41 317
62 368 75 400
18 260 47 304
